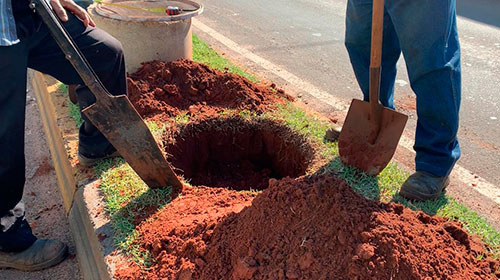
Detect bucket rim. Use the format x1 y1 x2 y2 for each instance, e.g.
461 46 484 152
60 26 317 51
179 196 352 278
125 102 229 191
92 0 203 22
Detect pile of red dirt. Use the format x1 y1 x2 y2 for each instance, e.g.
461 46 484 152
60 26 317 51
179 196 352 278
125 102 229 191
164 117 315 191
114 187 255 280
127 60 292 121
115 175 499 280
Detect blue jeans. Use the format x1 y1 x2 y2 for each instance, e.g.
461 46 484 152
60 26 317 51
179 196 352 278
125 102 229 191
345 0 461 177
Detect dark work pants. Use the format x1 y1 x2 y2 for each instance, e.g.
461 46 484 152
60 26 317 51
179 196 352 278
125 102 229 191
0 1 127 217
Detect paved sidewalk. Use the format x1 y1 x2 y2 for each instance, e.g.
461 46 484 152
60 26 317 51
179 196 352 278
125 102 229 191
0 77 81 280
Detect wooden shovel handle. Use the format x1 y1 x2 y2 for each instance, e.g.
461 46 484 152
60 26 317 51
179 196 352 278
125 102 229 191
370 0 385 69
368 0 385 143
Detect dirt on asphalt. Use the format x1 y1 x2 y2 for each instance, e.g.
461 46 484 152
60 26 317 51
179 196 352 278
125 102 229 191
112 60 499 280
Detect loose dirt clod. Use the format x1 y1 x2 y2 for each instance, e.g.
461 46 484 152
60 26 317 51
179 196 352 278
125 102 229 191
115 175 499 280
127 60 292 121
165 117 315 190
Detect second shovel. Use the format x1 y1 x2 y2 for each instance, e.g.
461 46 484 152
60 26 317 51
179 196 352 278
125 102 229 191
338 0 408 176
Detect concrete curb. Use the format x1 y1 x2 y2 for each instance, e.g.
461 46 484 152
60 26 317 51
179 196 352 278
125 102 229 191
31 72 111 280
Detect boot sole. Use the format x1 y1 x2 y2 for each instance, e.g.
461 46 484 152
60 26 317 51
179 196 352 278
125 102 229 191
399 178 450 202
78 151 120 167
0 245 68 272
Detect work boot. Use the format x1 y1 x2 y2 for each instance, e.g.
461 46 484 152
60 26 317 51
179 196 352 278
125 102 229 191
0 211 68 271
399 171 450 201
324 125 341 142
78 149 120 167
78 123 120 167
0 239 68 271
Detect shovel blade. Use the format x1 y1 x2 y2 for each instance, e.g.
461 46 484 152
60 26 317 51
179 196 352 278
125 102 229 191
338 99 408 176
82 95 183 192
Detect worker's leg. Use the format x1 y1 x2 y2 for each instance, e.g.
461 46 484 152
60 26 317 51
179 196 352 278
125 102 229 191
386 0 461 178
0 1 68 261
29 13 127 163
345 0 402 108
0 44 30 224
1 2 123 269
0 45 65 262
0 5 43 253
68 0 94 102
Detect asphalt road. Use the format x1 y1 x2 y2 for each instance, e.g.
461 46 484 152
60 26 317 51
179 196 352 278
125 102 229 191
196 0 500 186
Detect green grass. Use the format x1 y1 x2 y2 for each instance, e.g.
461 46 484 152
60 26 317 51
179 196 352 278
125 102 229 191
174 112 190 125
193 34 257 82
58 33 499 267
57 83 83 127
91 120 173 266
94 157 173 266
147 120 168 142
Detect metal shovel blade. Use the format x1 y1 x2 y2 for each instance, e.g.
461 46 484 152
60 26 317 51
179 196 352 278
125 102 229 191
83 95 183 192
338 99 408 176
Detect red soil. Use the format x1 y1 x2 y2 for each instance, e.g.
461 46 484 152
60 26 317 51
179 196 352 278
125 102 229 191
127 60 292 121
114 187 255 280
115 175 499 280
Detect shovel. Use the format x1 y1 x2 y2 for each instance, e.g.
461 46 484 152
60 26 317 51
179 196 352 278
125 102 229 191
338 0 407 176
31 0 183 191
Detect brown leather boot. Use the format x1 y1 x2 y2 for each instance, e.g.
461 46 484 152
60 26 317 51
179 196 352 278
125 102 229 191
0 239 68 271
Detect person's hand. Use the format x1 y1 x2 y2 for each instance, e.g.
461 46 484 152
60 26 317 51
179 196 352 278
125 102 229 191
49 0 96 27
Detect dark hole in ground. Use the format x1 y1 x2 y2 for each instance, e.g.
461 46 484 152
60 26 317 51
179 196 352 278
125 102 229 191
165 117 315 191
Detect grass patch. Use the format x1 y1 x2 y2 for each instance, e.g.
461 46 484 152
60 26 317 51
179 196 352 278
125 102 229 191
58 33 499 267
147 120 168 142
57 83 83 127
193 34 257 82
174 112 190 125
93 120 170 266
94 158 173 266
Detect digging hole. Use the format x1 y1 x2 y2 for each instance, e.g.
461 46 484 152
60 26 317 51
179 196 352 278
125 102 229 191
165 117 315 190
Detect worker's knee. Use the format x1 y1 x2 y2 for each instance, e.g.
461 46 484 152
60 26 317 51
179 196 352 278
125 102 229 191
104 33 124 60
344 21 371 57
83 28 126 90
93 29 124 65
344 39 368 55
79 28 128 95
